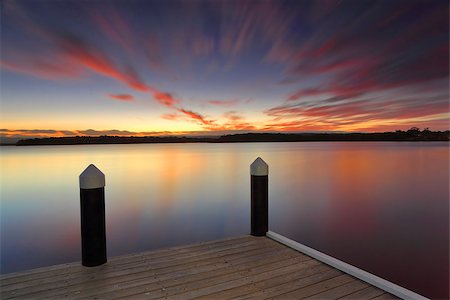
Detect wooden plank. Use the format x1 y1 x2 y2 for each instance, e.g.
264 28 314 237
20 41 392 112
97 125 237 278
156 253 317 300
0 235 256 286
52 245 298 299
234 268 343 299
84 247 304 299
1 241 267 294
1 241 283 299
1 238 273 292
0 236 402 300
339 286 388 299
303 280 369 299
106 236 261 266
272 274 355 299
194 262 330 299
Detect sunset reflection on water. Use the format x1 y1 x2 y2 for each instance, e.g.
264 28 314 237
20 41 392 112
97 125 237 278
1 142 448 298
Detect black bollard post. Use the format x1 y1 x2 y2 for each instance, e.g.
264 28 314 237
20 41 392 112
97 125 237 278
250 157 268 236
79 164 107 267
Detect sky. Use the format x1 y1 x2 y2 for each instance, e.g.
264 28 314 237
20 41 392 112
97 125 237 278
1 0 449 140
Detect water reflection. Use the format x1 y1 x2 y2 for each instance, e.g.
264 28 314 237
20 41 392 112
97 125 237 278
1 142 448 298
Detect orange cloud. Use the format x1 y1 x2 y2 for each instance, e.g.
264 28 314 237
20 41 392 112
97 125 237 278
161 113 181 121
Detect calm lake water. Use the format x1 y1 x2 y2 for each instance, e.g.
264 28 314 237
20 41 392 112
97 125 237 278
1 142 448 298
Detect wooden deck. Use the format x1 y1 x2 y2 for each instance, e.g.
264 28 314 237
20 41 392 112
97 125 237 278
0 236 398 299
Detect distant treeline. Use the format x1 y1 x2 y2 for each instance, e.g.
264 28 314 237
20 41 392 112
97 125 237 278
14 128 450 146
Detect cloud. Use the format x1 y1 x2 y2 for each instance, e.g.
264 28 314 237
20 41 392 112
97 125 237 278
88 7 134 54
0 56 82 80
1 128 274 142
3 25 208 126
204 111 256 131
265 92 449 132
2 21 183 111
60 33 185 111
223 111 243 121
143 33 166 71
161 108 217 127
0 129 80 141
56 32 150 92
107 94 134 101
161 108 256 131
150 90 179 107
78 129 138 136
282 1 448 105
287 88 326 101
0 128 179 139
208 99 239 107
161 113 182 121
2 0 448 133
178 108 213 126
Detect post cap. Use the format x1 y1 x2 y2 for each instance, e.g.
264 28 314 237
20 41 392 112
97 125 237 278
79 164 105 189
250 157 268 176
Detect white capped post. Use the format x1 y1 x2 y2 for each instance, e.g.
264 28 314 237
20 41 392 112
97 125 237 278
250 157 269 176
79 164 105 189
79 164 107 267
250 157 269 236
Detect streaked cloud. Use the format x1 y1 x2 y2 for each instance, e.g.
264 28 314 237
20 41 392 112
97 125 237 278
0 56 82 80
208 99 239 107
107 94 134 101
1 0 448 133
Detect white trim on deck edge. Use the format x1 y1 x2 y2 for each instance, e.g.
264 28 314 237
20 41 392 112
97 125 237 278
266 231 428 300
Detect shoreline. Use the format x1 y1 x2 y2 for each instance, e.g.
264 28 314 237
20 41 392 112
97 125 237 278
4 131 448 146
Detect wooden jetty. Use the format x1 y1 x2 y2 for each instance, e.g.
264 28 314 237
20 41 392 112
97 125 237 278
0 159 427 299
0 235 397 299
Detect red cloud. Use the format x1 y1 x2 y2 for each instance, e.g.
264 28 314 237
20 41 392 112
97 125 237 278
58 34 151 93
178 108 213 125
313 37 337 58
55 33 186 110
288 88 326 101
208 99 239 107
4 29 186 116
150 90 179 107
0 57 82 80
266 92 449 132
107 94 134 101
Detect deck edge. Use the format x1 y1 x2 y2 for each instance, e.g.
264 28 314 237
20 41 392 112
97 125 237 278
266 231 429 300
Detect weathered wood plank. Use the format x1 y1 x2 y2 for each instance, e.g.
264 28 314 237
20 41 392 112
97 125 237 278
271 274 355 299
2 241 281 299
0 235 256 287
0 236 400 300
158 253 313 300
49 245 300 299
234 268 343 299
1 238 273 292
303 280 369 299
90 247 304 299
194 262 330 299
